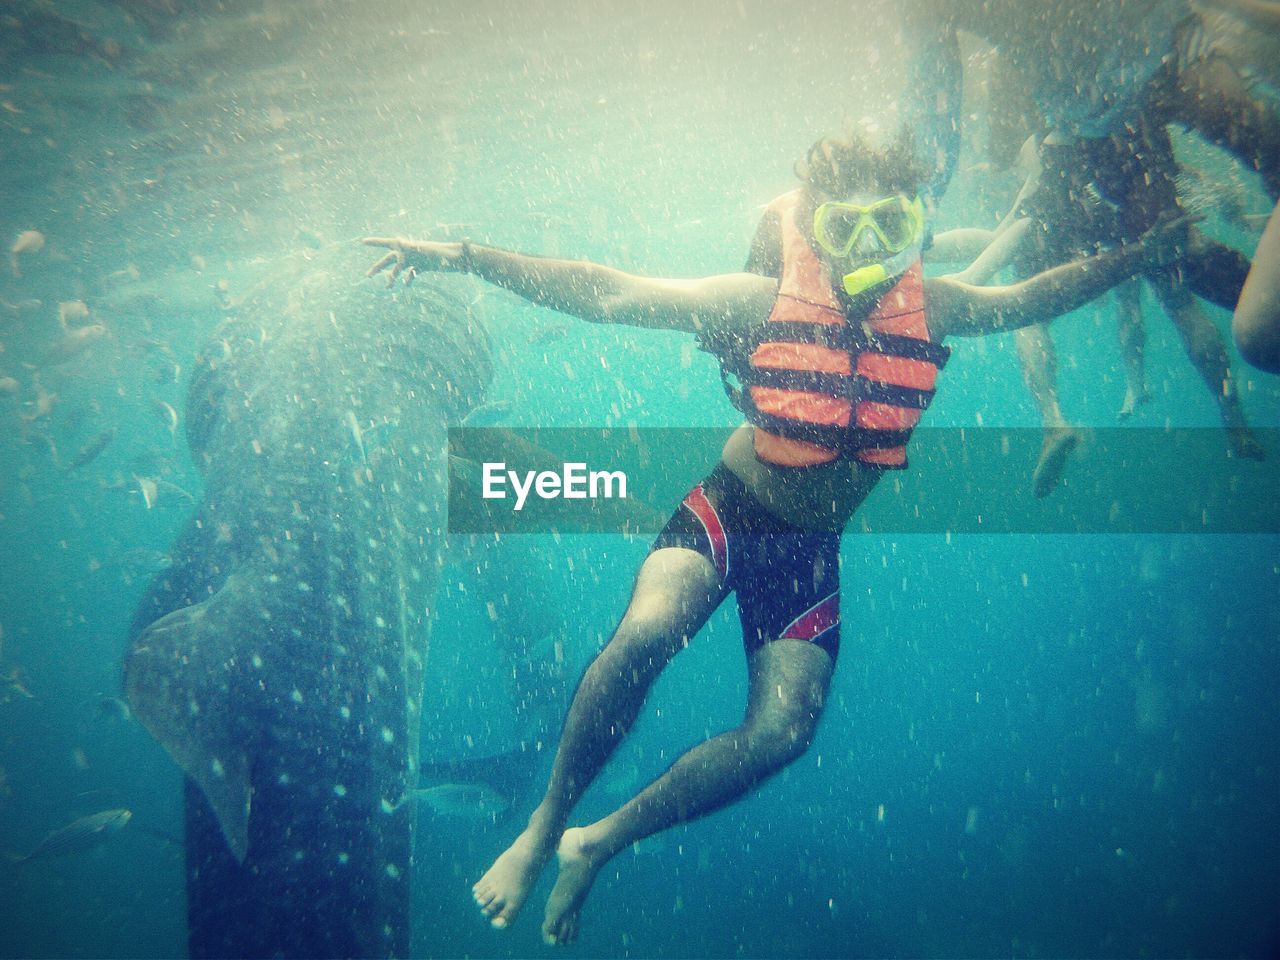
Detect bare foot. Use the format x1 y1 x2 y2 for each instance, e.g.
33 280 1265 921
472 825 558 930
1226 426 1267 462
1032 426 1081 499
542 827 604 946
1118 386 1151 420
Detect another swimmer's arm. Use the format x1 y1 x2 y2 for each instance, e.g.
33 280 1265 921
927 220 1188 338
948 218 1032 285
924 229 996 266
363 237 772 333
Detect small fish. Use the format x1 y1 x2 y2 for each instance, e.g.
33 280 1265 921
9 230 44 277
0 374 18 395
97 696 132 722
345 410 366 462
153 400 179 438
115 546 172 577
132 475 193 509
63 428 116 473
136 475 158 509
462 400 514 427
2 667 34 700
414 783 510 819
12 809 132 864
19 381 57 422
154 477 194 503
526 321 571 346
152 362 181 385
57 300 90 330
43 324 106 366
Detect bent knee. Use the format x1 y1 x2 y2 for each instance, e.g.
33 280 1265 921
597 610 691 677
741 708 822 771
1234 321 1280 374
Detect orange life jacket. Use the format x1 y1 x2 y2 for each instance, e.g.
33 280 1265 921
724 189 949 468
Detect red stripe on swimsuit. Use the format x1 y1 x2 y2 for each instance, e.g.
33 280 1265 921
681 484 728 580
780 591 839 642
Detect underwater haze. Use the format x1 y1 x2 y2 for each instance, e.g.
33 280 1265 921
1 1 1278 957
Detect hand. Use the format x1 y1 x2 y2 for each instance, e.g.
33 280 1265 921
1134 213 1202 270
362 237 464 286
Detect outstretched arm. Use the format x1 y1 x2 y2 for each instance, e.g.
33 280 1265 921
363 238 772 334
926 220 1187 338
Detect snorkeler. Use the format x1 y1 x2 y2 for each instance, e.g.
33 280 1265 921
963 122 1263 494
365 132 1188 946
1193 0 1280 375
899 0 1280 204
1008 124 1259 488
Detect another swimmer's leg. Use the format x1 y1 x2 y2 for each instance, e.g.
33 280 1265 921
541 640 833 945
472 547 724 930
1150 271 1265 460
1016 323 1081 497
1234 203 1280 373
1174 54 1280 201
1115 280 1151 419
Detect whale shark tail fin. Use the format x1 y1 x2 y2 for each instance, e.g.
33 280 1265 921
125 572 256 863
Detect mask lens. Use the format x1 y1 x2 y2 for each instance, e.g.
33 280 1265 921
872 200 914 252
819 206 864 254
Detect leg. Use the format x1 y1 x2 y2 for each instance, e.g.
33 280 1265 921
1148 270 1265 460
1114 279 1151 418
472 545 727 929
1182 230 1251 313
1233 202 1280 372
539 513 840 945
1170 54 1280 200
1015 322 1081 498
541 639 834 945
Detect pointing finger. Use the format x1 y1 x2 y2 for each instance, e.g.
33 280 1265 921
366 251 397 277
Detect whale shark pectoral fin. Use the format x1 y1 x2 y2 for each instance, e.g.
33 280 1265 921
124 572 259 864
187 747 252 863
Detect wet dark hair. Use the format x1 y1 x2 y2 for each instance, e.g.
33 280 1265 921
796 127 923 198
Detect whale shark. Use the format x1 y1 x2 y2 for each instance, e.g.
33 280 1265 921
124 246 492 958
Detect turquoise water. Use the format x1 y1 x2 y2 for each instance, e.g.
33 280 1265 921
1 1 1277 957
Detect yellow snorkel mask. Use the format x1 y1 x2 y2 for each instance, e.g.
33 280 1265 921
812 194 925 297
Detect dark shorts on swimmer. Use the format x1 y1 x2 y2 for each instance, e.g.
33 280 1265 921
651 464 840 660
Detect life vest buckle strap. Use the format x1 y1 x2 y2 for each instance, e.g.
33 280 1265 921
862 330 951 368
739 318 866 353
746 369 935 410
856 381 935 409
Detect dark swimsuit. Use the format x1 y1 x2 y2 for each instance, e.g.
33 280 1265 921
651 463 840 661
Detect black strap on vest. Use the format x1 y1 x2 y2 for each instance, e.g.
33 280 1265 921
703 312 949 460
742 367 935 409
735 394 914 454
740 318 950 369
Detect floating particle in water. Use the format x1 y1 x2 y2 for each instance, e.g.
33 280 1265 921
9 230 44 277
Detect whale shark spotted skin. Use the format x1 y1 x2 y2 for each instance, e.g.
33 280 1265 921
125 247 491 958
